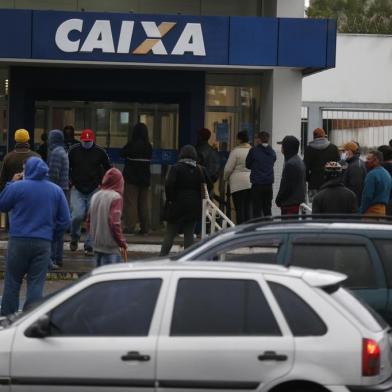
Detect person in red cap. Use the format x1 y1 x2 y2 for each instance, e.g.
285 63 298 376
68 129 111 256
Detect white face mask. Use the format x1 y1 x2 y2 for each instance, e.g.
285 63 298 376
81 141 94 149
262 143 269 147
340 151 348 161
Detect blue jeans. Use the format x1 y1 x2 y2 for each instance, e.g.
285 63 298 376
1 237 51 316
70 188 96 249
96 252 121 267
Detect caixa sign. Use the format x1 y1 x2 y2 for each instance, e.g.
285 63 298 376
55 19 206 56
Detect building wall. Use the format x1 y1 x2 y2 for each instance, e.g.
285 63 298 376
303 34 392 104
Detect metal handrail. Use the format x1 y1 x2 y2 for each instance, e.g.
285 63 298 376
201 185 235 239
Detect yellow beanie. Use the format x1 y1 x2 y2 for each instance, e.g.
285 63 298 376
14 129 30 143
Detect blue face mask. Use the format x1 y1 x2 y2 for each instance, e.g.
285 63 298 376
81 141 94 149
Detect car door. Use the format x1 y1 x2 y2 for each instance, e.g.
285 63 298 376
156 271 294 392
286 234 388 317
10 271 170 392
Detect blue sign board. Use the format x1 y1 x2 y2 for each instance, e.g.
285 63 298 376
0 9 336 71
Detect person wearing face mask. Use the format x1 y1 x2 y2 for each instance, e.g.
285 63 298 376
245 131 276 218
360 150 391 216
68 129 111 255
339 141 367 203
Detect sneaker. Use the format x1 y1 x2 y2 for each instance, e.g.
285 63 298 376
70 240 78 252
84 246 94 257
49 263 60 270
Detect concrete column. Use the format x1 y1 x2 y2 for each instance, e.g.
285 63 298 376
263 0 304 17
306 102 323 142
261 69 303 147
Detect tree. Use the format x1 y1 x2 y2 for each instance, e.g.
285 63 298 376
307 0 392 34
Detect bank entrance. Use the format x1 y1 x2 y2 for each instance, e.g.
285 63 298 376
35 100 179 230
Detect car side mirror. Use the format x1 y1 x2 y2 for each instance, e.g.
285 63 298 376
24 315 51 338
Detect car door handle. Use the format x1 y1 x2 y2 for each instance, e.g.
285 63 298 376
258 351 288 361
121 351 151 362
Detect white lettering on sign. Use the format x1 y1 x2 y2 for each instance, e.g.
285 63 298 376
80 20 115 53
54 19 206 56
172 23 206 56
55 19 83 53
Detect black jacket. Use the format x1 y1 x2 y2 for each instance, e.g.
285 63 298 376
69 144 111 194
304 139 340 190
276 137 306 207
342 155 367 203
196 142 221 183
165 162 211 223
312 178 358 214
121 140 153 187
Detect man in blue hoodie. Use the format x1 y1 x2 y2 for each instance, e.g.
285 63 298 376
245 131 276 218
360 150 392 216
0 157 71 315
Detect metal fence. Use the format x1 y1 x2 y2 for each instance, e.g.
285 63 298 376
322 108 392 151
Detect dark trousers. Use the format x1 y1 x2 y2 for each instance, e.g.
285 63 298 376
160 220 196 256
123 183 150 233
232 189 251 224
251 184 273 218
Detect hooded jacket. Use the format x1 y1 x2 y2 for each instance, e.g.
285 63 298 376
245 144 276 185
0 143 39 191
276 138 306 207
0 157 71 241
88 168 127 254
312 177 358 214
48 130 69 190
304 138 340 190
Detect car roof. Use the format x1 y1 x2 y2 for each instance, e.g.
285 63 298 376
91 260 347 288
239 219 392 234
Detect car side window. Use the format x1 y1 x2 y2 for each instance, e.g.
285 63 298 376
209 237 282 263
171 278 281 336
374 240 392 287
49 279 162 336
291 244 377 289
268 281 327 336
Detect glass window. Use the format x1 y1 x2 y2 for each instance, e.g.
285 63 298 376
269 282 327 336
291 244 377 289
216 245 279 263
49 279 162 336
374 240 392 287
171 278 281 336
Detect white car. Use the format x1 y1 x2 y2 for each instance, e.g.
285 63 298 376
0 261 391 392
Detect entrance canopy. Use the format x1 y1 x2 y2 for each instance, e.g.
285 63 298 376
0 9 336 73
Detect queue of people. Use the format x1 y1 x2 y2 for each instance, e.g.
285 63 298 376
1 123 392 316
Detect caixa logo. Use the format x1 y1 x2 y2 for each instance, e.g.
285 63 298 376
55 19 206 56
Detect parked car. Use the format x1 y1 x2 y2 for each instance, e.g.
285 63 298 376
175 218 392 324
1 261 392 392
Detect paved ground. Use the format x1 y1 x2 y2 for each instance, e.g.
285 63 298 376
0 229 191 297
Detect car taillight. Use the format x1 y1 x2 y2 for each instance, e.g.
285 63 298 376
362 338 380 377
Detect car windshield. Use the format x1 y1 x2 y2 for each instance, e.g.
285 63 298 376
330 287 388 332
0 273 91 327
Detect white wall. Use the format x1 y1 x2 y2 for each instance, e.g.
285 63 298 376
303 34 392 104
